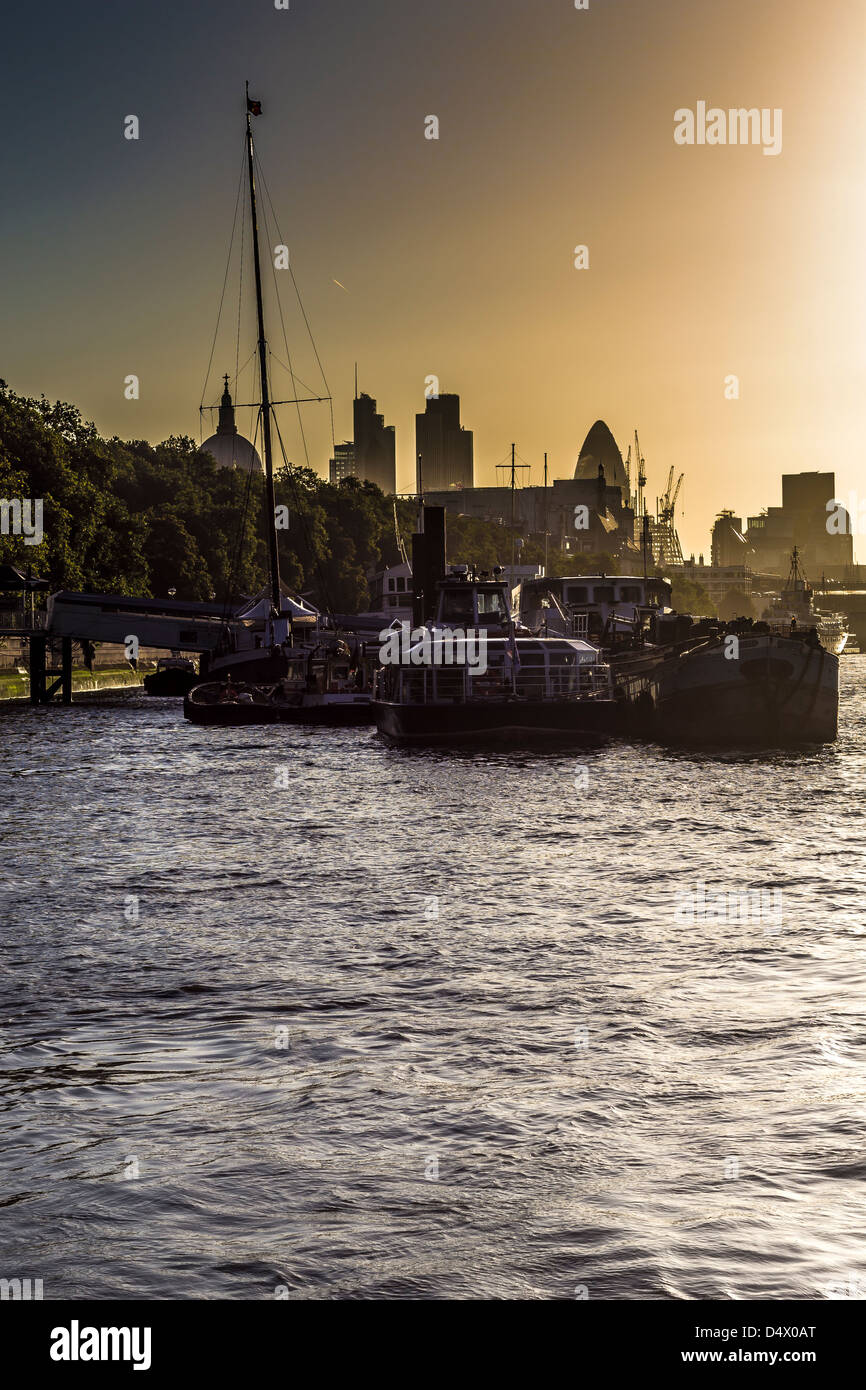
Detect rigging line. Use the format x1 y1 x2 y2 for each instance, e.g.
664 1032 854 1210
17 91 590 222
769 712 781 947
255 151 336 451
258 184 312 471
232 348 258 391
272 410 337 619
266 349 329 401
199 141 247 442
199 349 259 423
235 157 247 427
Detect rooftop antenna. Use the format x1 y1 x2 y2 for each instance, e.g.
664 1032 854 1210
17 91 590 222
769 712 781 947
354 361 358 400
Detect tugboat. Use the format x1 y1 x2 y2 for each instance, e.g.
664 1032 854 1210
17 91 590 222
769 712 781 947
143 655 198 696
373 566 617 745
761 549 850 655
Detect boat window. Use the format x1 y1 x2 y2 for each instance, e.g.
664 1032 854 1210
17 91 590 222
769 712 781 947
566 586 589 604
618 586 641 602
477 588 508 622
593 586 615 604
440 591 475 625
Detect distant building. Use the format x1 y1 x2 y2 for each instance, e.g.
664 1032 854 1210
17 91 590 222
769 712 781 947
329 442 357 485
201 376 262 474
423 420 638 562
416 394 474 492
353 392 396 493
743 472 853 578
574 420 630 491
711 512 750 567
680 560 753 609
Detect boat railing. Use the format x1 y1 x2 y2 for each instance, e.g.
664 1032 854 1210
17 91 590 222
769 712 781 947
765 621 821 641
389 658 611 704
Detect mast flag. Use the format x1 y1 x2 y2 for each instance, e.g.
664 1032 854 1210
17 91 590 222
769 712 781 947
247 96 262 115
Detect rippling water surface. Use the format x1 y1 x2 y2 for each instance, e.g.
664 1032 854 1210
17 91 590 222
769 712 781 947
2 661 866 1300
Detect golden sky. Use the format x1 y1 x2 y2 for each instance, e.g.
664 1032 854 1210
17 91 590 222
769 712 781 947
3 0 864 559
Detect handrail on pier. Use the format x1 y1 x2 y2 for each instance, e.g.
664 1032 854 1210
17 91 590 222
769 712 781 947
0 610 47 634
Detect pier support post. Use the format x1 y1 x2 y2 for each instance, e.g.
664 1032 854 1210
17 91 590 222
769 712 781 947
61 636 72 704
28 634 73 704
29 634 46 704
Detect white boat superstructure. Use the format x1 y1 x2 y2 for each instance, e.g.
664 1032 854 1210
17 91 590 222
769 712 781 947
762 550 850 655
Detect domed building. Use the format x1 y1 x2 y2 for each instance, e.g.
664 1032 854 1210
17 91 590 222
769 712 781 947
573 420 628 491
201 376 262 474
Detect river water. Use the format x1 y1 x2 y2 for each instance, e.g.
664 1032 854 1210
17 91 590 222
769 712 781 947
2 660 865 1300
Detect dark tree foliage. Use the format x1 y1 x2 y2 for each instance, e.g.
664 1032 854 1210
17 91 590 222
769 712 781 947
669 574 715 617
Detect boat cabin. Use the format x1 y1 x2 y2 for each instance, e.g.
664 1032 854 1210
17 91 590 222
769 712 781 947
519 574 672 643
276 643 376 699
434 566 513 630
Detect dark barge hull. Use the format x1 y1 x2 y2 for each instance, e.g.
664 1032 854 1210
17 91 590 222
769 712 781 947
650 639 839 745
373 698 620 745
653 678 838 744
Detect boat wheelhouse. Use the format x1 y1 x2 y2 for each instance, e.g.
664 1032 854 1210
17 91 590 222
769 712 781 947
519 574 672 644
434 567 515 631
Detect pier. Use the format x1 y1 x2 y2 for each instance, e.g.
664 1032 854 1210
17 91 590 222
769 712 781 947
1 565 240 706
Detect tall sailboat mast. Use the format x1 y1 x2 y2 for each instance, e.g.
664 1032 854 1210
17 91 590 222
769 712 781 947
245 83 281 616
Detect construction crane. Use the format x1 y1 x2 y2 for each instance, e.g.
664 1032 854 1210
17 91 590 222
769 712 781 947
669 471 683 516
661 466 674 517
633 430 646 521
651 468 685 568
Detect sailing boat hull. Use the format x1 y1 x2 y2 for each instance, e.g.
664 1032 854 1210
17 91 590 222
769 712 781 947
184 683 374 726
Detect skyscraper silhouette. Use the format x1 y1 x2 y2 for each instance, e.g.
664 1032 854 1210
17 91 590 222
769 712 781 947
415 393 474 493
353 392 396 493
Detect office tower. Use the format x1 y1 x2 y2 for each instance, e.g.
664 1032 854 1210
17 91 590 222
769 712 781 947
415 393 474 493
353 392 396 493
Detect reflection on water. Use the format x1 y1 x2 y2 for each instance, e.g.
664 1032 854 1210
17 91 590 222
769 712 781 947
1 661 865 1299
